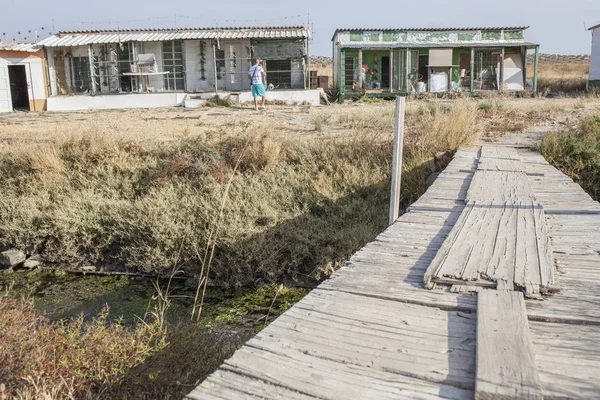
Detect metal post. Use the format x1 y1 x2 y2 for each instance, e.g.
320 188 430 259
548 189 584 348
499 47 505 92
305 36 310 89
389 48 393 92
88 44 96 95
522 46 527 91
213 41 218 94
470 48 475 93
357 48 363 92
389 96 405 225
182 39 187 92
533 45 540 95
339 48 345 102
405 49 411 92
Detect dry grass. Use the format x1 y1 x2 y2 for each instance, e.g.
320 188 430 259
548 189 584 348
528 60 589 93
4 97 596 285
0 101 483 287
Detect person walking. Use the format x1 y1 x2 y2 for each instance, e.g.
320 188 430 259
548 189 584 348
248 59 266 110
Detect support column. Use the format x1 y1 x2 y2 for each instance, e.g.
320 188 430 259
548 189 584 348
470 48 475 93
357 49 363 92
213 41 218 94
533 45 540 95
499 47 505 92
406 49 411 92
182 39 187 92
88 44 96 95
522 46 527 90
389 48 394 92
339 48 345 102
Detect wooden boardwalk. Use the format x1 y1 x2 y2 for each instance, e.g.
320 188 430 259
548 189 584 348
187 144 600 399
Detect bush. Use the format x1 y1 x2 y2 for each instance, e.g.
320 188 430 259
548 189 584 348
539 115 600 200
0 292 166 398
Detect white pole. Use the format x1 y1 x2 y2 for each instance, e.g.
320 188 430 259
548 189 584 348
389 96 405 225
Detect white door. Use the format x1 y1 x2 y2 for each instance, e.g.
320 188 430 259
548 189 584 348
0 60 13 112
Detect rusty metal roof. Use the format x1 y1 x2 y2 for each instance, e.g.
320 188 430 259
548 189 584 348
0 42 42 52
38 26 310 47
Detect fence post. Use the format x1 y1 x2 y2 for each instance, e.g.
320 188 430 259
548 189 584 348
389 96 405 225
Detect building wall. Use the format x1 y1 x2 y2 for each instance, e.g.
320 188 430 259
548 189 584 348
590 28 600 85
0 49 48 111
185 40 214 92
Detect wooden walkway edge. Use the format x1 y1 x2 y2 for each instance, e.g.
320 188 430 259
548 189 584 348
187 145 600 400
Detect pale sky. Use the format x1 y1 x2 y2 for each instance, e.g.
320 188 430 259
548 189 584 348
1 0 599 56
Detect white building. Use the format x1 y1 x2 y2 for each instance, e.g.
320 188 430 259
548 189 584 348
37 26 320 110
589 23 600 89
0 42 48 113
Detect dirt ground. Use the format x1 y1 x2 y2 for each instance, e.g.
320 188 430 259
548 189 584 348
1 97 599 145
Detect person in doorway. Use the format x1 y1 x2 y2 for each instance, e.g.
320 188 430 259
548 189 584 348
248 59 266 110
353 64 370 91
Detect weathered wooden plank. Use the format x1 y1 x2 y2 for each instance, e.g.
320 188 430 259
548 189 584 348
424 202 476 289
480 145 520 160
477 157 525 172
530 321 600 399
476 291 543 400
467 171 535 203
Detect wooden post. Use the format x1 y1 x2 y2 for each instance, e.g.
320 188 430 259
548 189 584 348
389 96 405 225
499 47 505 92
470 48 475 93
357 49 363 91
533 45 540 95
389 48 394 92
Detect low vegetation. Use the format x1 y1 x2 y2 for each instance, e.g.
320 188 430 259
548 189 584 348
528 57 589 94
539 114 600 201
0 101 483 287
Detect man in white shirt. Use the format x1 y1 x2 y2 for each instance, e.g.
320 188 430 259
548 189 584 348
248 59 267 110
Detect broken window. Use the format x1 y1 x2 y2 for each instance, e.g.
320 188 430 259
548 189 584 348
266 59 292 89
162 40 184 91
92 43 131 93
474 49 500 90
215 48 225 80
71 56 92 94
344 56 355 90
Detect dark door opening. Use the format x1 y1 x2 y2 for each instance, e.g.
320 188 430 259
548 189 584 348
418 55 429 84
381 56 390 89
8 65 29 110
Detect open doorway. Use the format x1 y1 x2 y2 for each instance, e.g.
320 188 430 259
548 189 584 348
8 65 29 110
418 54 429 85
381 56 390 89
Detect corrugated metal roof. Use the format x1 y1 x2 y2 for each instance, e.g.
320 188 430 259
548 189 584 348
340 42 539 49
0 42 42 52
332 26 530 40
39 26 310 47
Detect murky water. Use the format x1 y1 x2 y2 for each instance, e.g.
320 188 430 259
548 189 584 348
0 268 308 332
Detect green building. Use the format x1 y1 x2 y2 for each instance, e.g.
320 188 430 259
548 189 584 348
332 26 540 100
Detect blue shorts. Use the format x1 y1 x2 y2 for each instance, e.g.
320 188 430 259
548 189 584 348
251 83 266 97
